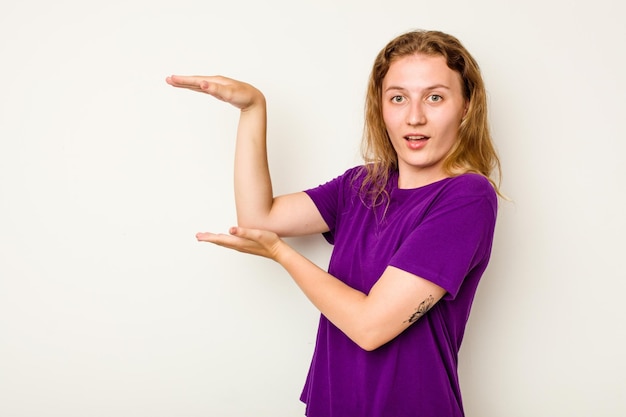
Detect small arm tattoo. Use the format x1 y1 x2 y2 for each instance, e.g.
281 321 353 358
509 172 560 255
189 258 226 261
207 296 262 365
404 294 435 324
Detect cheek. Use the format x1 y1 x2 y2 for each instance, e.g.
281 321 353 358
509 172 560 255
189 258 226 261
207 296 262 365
438 111 464 134
381 105 391 124
382 106 401 129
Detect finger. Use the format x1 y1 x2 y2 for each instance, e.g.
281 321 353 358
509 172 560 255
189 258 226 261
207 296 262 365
228 227 281 255
165 78 204 94
166 75 192 87
196 230 269 258
196 231 229 243
167 75 237 103
195 230 254 248
197 81 239 103
226 226 264 242
196 228 253 243
166 75 227 88
165 75 208 92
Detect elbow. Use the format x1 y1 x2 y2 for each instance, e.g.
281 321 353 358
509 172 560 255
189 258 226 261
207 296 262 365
352 330 392 352
343 316 399 352
236 216 267 231
236 216 288 237
235 214 257 229
358 341 382 352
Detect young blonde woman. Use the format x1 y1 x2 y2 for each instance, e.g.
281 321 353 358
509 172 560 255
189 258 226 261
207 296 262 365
167 29 502 417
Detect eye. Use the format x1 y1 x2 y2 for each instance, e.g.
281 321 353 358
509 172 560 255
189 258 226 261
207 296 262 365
390 95 405 104
428 94 443 103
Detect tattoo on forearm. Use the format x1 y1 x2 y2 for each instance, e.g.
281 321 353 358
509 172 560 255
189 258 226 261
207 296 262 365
404 295 435 324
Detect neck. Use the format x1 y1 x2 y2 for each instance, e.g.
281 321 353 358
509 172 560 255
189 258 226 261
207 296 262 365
397 167 447 189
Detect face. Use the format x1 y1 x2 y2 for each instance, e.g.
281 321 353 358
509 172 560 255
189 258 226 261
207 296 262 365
382 53 467 188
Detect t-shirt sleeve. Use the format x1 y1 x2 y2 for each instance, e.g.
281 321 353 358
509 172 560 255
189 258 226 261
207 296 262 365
389 176 497 299
303 166 364 246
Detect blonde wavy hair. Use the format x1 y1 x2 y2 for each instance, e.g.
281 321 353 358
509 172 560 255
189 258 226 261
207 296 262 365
361 29 502 204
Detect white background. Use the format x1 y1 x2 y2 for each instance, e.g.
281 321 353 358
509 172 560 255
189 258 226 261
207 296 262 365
1 0 624 416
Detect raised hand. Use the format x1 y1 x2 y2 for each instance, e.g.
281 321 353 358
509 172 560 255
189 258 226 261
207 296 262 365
165 75 265 111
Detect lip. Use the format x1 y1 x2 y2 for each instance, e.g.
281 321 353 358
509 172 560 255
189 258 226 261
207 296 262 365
403 133 430 141
403 134 429 150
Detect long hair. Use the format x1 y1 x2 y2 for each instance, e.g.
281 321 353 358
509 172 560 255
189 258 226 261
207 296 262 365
361 30 502 205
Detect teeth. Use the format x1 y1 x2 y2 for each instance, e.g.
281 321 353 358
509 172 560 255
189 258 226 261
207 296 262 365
406 136 426 140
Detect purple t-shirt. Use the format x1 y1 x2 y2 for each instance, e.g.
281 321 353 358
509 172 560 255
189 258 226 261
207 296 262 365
301 167 497 417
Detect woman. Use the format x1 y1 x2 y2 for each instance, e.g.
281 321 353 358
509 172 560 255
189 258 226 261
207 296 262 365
167 29 501 417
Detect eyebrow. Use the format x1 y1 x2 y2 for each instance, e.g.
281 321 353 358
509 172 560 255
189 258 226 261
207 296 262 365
384 84 451 93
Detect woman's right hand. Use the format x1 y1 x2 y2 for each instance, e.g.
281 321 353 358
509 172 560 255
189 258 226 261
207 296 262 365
165 75 265 112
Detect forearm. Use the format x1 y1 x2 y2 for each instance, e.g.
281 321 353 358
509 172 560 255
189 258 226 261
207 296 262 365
233 99 274 228
275 242 380 350
232 102 327 237
197 227 443 350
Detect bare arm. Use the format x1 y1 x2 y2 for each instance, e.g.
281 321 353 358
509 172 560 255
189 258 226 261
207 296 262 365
198 227 447 351
278 241 446 351
166 75 328 237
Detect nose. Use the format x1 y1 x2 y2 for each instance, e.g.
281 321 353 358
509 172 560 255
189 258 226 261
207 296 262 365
407 102 426 126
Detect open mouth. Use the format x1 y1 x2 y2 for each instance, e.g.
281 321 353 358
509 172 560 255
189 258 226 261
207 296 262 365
404 135 429 141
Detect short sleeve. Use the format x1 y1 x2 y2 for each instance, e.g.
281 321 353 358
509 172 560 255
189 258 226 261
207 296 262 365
304 167 364 245
389 176 497 299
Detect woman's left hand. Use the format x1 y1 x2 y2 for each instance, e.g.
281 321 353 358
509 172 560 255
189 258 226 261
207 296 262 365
196 227 285 261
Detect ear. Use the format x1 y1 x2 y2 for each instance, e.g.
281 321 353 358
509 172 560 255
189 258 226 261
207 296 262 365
462 100 469 118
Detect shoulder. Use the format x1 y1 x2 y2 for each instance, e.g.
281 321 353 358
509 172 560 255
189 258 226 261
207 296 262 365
304 165 367 203
444 173 496 200
431 173 498 218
